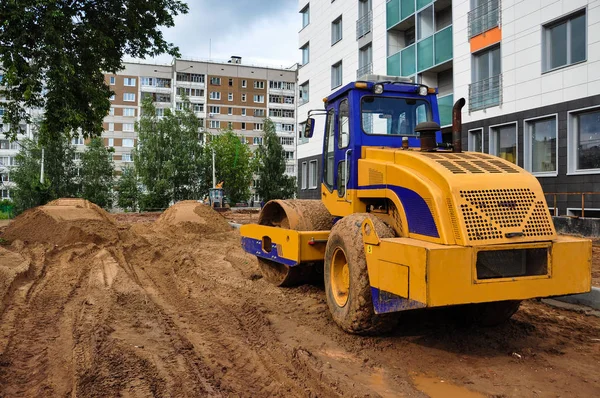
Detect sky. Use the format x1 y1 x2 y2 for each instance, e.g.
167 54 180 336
130 0 300 68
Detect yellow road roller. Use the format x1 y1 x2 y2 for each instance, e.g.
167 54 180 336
240 75 592 334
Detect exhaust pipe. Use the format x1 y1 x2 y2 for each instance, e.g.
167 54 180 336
452 98 466 153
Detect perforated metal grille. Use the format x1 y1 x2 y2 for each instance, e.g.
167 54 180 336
369 168 384 185
458 188 554 241
421 152 520 174
447 198 462 242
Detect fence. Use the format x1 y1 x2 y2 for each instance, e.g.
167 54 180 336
544 192 600 218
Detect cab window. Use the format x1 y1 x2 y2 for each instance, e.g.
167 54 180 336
323 109 335 189
361 96 432 136
338 99 349 148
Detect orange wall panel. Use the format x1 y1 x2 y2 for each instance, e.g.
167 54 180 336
470 27 502 53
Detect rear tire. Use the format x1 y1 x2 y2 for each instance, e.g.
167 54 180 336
324 214 396 334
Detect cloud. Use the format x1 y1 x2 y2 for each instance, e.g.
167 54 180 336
134 0 300 68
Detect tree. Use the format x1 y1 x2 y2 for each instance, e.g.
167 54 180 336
201 129 254 205
0 0 188 143
255 119 296 202
115 166 139 212
133 96 203 210
11 136 78 213
80 137 114 209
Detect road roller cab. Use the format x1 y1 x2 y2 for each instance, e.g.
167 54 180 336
240 75 592 334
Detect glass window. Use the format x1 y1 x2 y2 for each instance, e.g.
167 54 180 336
299 81 309 104
123 123 134 132
331 16 342 45
124 78 136 86
490 123 517 164
576 109 600 170
337 161 348 197
361 96 432 136
526 116 557 174
123 93 135 102
323 109 336 188
123 138 134 147
331 61 342 89
338 99 350 148
123 108 135 117
309 160 318 188
301 4 310 28
228 93 233 101
468 129 483 152
109 76 115 85
301 42 310 65
543 11 586 72
108 122 114 131
417 5 434 40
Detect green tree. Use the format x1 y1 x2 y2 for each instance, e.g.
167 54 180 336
115 166 139 212
80 137 114 209
0 0 188 143
201 129 254 205
255 119 296 202
133 96 203 210
11 136 78 213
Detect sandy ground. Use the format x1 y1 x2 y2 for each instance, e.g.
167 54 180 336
0 201 599 397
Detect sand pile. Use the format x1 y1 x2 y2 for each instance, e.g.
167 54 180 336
155 200 231 236
3 198 119 245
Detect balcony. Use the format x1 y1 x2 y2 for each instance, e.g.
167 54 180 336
356 11 372 39
387 0 417 29
357 63 373 79
468 74 502 112
468 0 500 38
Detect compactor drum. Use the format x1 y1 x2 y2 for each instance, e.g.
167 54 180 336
241 75 592 334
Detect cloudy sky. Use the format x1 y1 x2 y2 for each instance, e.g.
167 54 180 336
130 0 300 68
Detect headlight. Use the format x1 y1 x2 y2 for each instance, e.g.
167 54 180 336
373 83 384 94
418 86 428 96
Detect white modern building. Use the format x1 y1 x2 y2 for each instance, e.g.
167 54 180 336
296 0 600 216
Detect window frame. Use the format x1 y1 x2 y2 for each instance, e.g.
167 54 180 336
468 127 484 152
338 99 350 149
109 76 115 85
523 114 559 177
567 105 600 175
308 160 318 189
300 4 310 29
488 121 519 165
123 93 136 102
331 15 343 46
301 42 310 65
331 61 343 90
542 9 587 73
299 81 309 105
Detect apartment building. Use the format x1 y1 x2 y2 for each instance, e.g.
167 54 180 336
297 0 454 199
297 0 600 217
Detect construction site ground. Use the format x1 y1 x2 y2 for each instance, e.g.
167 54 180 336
0 200 599 397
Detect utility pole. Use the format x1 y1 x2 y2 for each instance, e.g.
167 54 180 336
40 148 45 184
212 149 216 188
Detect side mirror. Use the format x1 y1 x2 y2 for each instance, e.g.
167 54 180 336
302 118 315 138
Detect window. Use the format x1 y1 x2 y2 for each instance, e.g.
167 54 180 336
122 153 133 162
280 137 294 146
108 138 114 147
417 5 434 40
177 88 203 97
228 93 233 101
156 78 171 88
242 94 247 102
123 138 134 148
543 10 586 72
124 78 136 86
242 79 247 88
228 107 233 115
331 62 342 89
1 189 10 199
210 77 221 85
191 74 205 83
301 4 310 28
254 109 265 117
123 108 135 117
108 122 114 131
209 106 220 114
254 123 264 131
123 123 134 132
282 124 294 132
253 137 263 145
241 108 246 116
338 99 349 148
109 94 116 101
109 107 115 116
358 44 373 76
285 151 294 160
331 16 342 45
110 76 115 85
269 109 295 118
228 122 233 129
470 45 501 111
72 137 84 145
254 81 265 89
141 77 153 86
193 103 204 112
210 120 220 129
156 108 165 117
468 128 483 152
299 81 309 105
524 115 557 175
286 165 295 174
323 110 335 188
253 95 264 103
309 160 318 188
361 96 431 136
241 122 246 130
229 78 233 87
209 91 221 100
124 93 136 102
489 123 517 164
569 107 600 172
301 42 310 65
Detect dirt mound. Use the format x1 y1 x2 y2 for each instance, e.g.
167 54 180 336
155 200 231 236
2 199 118 245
